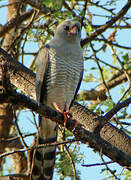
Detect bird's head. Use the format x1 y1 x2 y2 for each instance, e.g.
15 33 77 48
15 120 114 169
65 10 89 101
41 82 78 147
54 20 81 43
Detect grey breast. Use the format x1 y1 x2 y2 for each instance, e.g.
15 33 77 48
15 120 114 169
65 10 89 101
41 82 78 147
45 47 82 110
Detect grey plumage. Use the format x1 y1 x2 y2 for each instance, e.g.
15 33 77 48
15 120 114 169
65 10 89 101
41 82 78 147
31 20 83 180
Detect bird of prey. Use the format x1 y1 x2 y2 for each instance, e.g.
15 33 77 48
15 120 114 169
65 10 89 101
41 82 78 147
31 20 83 180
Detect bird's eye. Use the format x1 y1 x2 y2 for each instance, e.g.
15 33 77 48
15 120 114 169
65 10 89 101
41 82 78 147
64 25 69 31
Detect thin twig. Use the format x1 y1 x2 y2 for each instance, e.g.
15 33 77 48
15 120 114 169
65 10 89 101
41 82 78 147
14 109 28 149
0 133 35 143
7 10 38 53
80 0 88 27
0 9 34 37
95 38 131 50
109 45 131 83
101 155 120 180
85 56 121 71
82 161 114 167
103 97 131 121
0 139 78 159
90 42 112 99
81 0 131 46
64 144 78 180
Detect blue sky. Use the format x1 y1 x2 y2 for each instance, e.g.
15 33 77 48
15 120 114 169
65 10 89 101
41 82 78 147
0 0 131 179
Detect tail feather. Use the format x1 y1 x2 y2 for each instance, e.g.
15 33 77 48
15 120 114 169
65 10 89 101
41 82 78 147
30 117 58 180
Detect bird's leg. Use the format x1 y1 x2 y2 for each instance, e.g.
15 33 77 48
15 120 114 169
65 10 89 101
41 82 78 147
53 102 77 127
64 105 78 128
53 102 71 125
63 105 72 125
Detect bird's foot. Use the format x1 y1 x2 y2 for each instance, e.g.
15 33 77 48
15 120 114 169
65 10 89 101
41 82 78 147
53 102 70 125
53 102 77 127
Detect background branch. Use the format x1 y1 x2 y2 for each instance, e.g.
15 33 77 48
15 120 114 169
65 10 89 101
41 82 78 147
0 9 34 37
81 0 131 47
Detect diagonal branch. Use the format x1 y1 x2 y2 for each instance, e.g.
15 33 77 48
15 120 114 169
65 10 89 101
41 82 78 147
0 9 34 37
92 24 131 29
0 47 36 98
0 48 131 167
0 139 77 159
94 38 131 49
103 97 131 121
81 0 131 47
0 47 131 161
24 0 51 14
77 70 131 101
0 1 53 38
0 89 131 168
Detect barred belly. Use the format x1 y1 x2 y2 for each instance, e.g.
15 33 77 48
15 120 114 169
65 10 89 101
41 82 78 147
45 53 81 110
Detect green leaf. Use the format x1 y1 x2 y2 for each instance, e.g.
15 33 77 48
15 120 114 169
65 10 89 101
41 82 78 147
122 53 129 63
104 99 114 113
85 24 94 34
56 148 82 179
42 0 63 9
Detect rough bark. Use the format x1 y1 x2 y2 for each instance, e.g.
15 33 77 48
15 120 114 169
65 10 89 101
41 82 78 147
0 0 16 170
0 0 27 173
0 90 130 168
77 70 131 101
70 103 131 157
0 174 29 180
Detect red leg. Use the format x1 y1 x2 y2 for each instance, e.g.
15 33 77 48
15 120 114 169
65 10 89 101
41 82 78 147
64 105 78 127
53 102 68 125
53 102 77 127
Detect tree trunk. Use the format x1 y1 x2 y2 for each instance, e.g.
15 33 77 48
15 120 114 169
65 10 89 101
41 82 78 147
0 0 27 173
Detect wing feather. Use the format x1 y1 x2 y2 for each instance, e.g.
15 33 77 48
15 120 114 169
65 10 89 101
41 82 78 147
36 45 50 103
69 69 83 109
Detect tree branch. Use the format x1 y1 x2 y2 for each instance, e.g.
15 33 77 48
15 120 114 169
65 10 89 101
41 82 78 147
0 139 77 159
92 24 131 29
0 0 53 38
103 98 131 122
94 38 131 50
0 174 29 180
82 161 113 167
77 70 131 101
0 89 131 168
0 47 131 165
81 0 131 47
1 47 130 102
24 0 51 14
0 9 34 37
0 47 36 98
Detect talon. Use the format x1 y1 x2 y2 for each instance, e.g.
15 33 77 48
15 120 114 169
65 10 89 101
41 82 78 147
53 102 77 127
53 102 68 126
53 102 73 126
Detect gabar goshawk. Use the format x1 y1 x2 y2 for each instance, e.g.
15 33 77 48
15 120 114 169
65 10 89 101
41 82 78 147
31 20 83 180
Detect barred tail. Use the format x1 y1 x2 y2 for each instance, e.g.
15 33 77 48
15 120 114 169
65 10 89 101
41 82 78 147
30 117 58 180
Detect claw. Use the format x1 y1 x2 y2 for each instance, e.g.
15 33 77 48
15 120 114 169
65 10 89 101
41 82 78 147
53 102 78 127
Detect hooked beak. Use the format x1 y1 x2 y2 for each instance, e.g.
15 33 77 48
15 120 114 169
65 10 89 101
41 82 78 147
67 25 79 35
